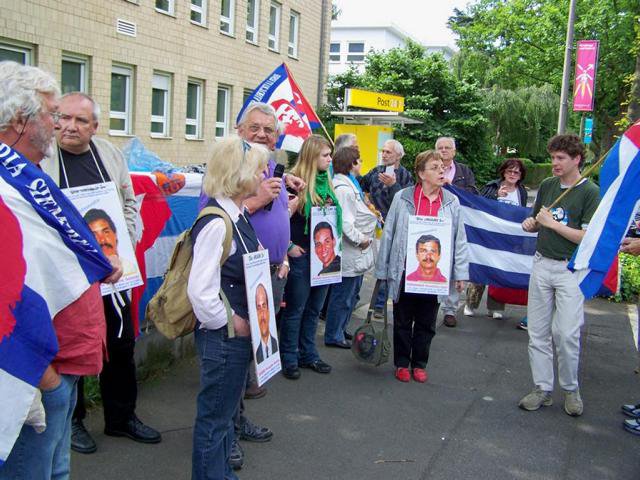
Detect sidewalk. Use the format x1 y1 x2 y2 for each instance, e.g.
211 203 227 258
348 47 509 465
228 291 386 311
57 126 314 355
72 284 639 480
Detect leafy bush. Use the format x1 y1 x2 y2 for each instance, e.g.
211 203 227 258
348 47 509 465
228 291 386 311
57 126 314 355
617 253 640 303
521 160 552 188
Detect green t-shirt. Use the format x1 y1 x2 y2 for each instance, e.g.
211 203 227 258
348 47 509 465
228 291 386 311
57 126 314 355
533 176 600 260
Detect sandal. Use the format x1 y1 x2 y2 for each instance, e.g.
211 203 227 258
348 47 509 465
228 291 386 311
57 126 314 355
621 403 640 418
623 418 640 436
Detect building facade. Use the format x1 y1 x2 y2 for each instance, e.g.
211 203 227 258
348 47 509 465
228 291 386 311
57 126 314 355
329 24 454 76
0 0 331 164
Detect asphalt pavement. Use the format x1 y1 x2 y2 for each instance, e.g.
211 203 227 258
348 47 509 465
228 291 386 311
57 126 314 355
72 277 640 479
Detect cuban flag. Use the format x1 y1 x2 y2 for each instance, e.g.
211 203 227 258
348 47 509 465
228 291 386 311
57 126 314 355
0 143 112 465
130 172 202 328
237 63 321 153
569 121 640 299
446 185 537 290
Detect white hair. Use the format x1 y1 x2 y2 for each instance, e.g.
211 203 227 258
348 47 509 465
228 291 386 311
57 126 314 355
0 61 60 132
385 139 405 158
435 136 456 149
237 101 283 135
61 92 101 121
335 133 357 151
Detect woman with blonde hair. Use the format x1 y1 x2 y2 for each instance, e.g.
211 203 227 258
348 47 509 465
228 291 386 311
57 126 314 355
376 150 469 383
280 134 340 380
188 137 269 479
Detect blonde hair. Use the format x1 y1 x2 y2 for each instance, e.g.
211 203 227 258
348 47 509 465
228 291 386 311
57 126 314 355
203 137 269 198
290 134 333 212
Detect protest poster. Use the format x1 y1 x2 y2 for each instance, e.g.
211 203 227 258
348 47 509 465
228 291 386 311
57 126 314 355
310 206 342 287
243 249 281 386
404 216 451 295
63 181 142 295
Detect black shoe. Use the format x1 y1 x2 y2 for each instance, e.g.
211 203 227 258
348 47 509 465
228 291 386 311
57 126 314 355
229 438 244 470
236 416 273 443
343 331 353 341
300 359 332 374
325 340 351 349
282 365 301 380
71 419 97 454
104 415 162 444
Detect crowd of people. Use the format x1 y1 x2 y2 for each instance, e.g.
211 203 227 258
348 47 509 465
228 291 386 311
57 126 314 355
1 60 639 480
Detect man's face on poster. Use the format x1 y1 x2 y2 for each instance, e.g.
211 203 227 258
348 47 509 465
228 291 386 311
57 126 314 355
417 240 440 273
89 218 118 258
314 227 336 268
255 285 270 339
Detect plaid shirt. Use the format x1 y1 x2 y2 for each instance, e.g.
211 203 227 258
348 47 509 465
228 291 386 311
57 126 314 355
359 164 414 219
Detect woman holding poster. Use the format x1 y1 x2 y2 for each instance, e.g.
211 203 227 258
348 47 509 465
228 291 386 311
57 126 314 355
187 138 268 480
279 135 340 380
375 150 469 384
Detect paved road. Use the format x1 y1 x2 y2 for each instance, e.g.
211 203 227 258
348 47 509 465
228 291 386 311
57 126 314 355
72 285 639 480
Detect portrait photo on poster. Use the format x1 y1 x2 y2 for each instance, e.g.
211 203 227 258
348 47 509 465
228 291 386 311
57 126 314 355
243 249 281 386
310 206 342 287
62 181 142 294
404 216 451 295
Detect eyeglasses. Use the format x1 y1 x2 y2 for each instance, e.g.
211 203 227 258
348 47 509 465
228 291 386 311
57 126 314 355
248 124 276 137
505 169 522 175
47 111 63 123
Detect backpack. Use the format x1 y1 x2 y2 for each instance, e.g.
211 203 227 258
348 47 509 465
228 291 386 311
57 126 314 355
146 206 234 340
351 280 391 366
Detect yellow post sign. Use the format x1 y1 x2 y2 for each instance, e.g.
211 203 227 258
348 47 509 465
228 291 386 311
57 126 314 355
345 88 405 113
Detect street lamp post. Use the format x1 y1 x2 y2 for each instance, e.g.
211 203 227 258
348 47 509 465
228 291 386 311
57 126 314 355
557 0 578 134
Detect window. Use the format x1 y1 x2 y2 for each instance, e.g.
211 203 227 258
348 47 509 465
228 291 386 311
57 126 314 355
245 0 259 43
288 11 299 58
190 0 207 25
215 86 230 138
329 42 340 62
155 0 174 15
110 65 133 135
186 79 204 139
243 88 254 106
220 0 235 35
61 55 88 94
268 2 281 51
0 41 33 65
347 42 365 62
151 72 171 137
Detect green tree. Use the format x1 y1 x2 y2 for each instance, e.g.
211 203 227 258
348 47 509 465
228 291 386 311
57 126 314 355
449 0 640 153
323 41 496 183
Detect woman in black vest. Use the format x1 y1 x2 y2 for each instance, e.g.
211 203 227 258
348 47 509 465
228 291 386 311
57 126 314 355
188 137 268 480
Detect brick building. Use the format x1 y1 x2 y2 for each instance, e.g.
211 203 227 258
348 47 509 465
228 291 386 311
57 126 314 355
0 0 331 164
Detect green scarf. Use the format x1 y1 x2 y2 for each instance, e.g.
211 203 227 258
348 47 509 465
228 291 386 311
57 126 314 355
303 171 342 238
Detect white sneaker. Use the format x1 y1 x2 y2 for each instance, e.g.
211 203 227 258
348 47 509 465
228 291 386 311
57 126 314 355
463 305 474 316
492 311 503 319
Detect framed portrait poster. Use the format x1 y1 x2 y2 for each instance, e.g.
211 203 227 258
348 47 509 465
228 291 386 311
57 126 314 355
404 215 451 295
310 206 342 287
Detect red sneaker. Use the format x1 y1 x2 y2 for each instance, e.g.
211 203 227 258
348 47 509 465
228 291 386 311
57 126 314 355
412 368 428 383
395 367 411 382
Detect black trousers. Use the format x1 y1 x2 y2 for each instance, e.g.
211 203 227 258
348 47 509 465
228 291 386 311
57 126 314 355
74 294 137 428
393 280 440 369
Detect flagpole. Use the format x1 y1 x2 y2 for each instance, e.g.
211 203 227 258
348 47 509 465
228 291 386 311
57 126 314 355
546 146 612 210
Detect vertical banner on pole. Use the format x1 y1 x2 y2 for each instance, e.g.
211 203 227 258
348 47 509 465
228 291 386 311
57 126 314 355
583 117 594 144
573 40 600 112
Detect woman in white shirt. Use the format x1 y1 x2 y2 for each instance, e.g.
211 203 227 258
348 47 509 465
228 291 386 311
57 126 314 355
187 137 268 480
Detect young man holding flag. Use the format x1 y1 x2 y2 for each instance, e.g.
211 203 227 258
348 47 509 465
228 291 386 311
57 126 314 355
519 134 600 417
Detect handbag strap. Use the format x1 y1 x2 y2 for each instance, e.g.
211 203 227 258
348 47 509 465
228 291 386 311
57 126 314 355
366 279 388 328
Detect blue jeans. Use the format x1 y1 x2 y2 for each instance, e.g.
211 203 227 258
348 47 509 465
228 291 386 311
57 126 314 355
374 280 388 310
0 374 78 480
192 326 251 480
324 275 363 344
279 253 329 367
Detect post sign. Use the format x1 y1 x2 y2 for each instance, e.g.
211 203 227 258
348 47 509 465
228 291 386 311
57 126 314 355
573 40 599 112
583 117 594 144
345 88 405 112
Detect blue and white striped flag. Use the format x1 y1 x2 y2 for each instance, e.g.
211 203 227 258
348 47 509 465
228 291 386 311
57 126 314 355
569 121 640 299
446 185 536 290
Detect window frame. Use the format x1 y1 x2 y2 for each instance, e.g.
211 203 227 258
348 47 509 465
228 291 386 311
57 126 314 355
61 54 89 94
329 42 340 63
288 10 300 58
268 1 281 52
0 41 33 65
347 41 366 63
185 79 204 140
109 64 133 136
215 85 231 139
245 0 259 44
155 0 175 15
220 0 235 36
190 0 208 26
151 72 172 138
